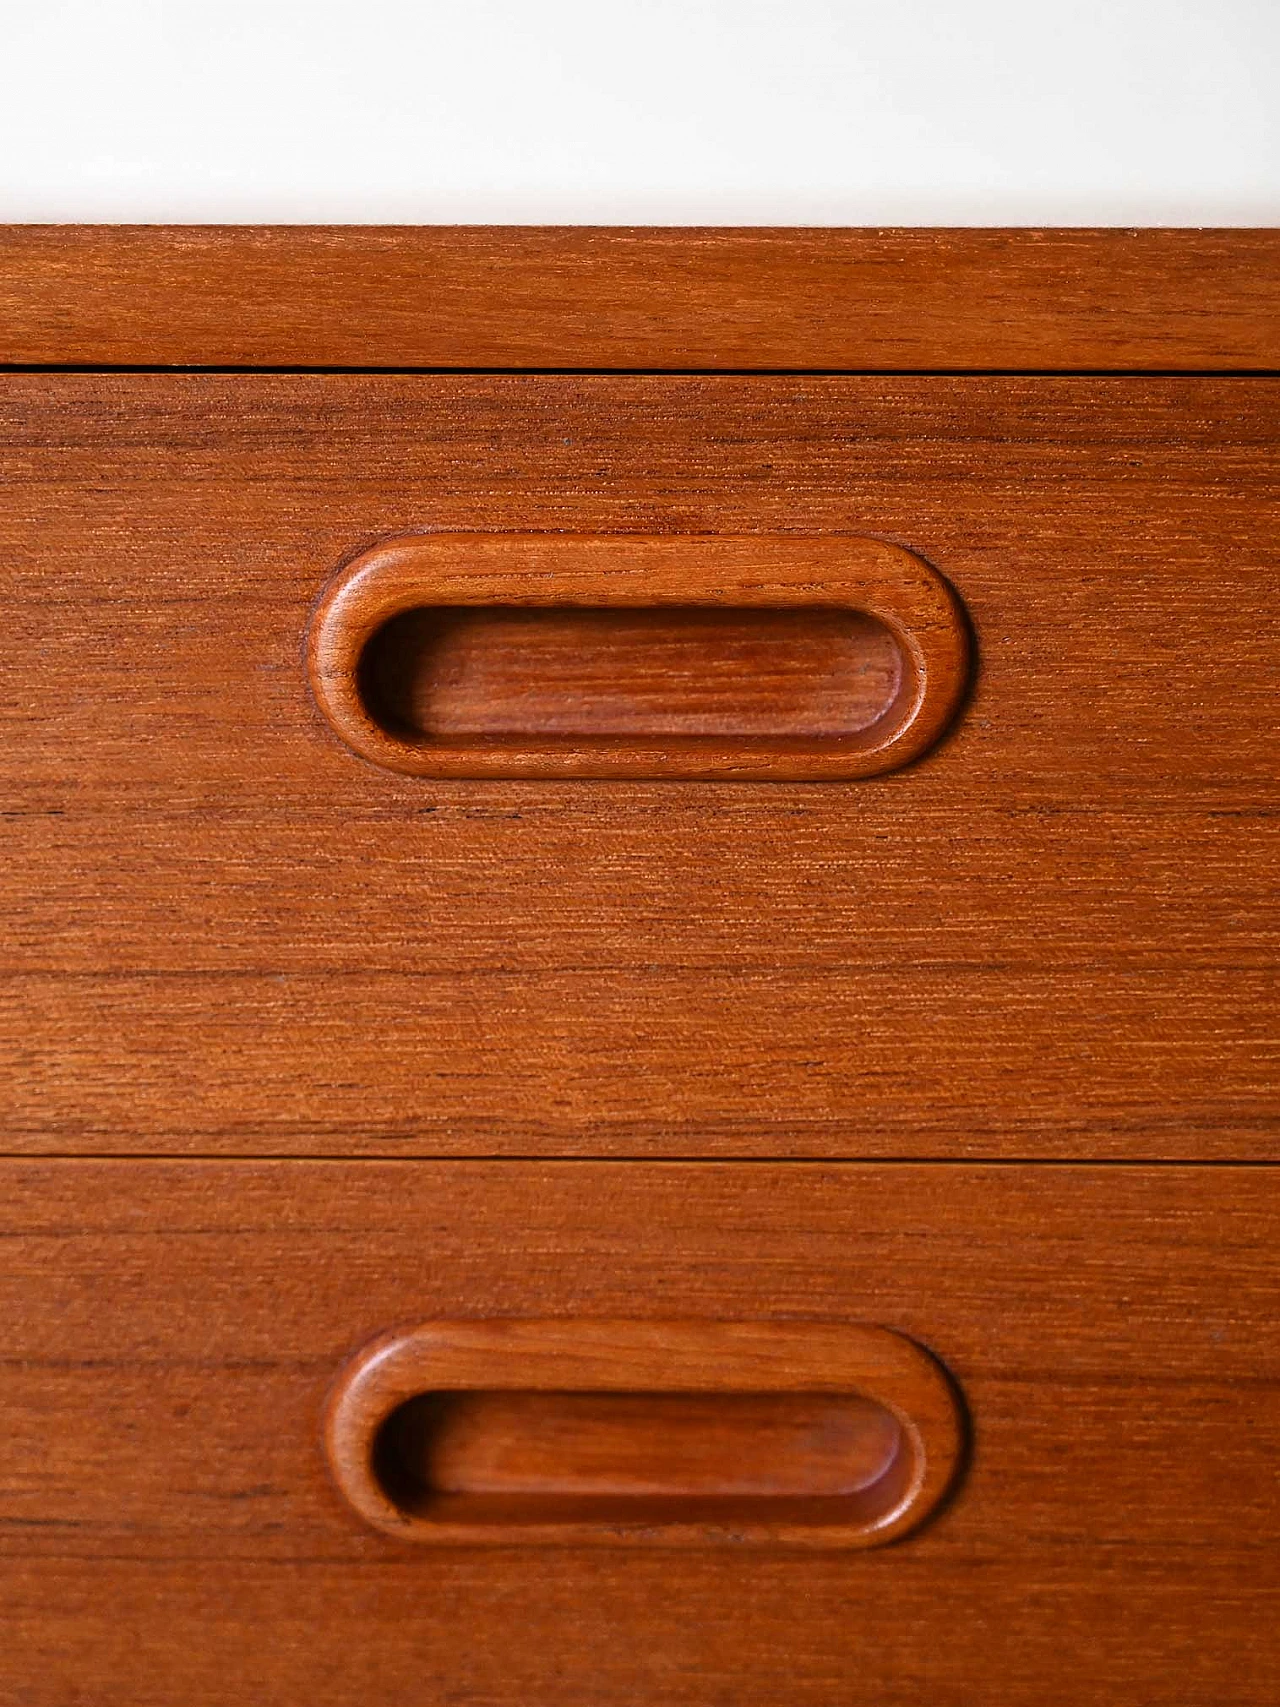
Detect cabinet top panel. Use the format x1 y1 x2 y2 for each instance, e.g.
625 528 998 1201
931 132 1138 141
1 227 1277 372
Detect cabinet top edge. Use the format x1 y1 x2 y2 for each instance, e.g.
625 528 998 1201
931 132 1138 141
0 226 1276 372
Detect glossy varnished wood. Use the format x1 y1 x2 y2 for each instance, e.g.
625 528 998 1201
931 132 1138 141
0 373 1274 1157
1 226 1277 370
0 1160 1276 1703
2 227 1274 1707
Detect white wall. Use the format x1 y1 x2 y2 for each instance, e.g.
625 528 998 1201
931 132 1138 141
1 0 1276 223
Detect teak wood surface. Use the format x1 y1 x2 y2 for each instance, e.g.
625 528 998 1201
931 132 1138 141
0 227 1276 1706
0 373 1273 1157
1 1160 1277 1705
1 226 1277 370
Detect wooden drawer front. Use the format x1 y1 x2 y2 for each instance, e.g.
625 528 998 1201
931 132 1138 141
2 1161 1277 1704
1 375 1275 1160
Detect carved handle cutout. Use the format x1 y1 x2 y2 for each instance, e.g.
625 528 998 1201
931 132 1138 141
307 535 969 780
323 1320 965 1547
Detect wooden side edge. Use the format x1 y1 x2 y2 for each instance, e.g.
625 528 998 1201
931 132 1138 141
0 226 1276 370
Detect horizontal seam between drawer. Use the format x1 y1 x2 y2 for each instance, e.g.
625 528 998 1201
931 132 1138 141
2 1154 1278 1169
2 365 1278 378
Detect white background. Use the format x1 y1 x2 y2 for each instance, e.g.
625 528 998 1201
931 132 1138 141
1 0 1276 223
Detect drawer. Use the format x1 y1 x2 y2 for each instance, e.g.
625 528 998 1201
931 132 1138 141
1 1159 1277 1704
1 373 1276 1160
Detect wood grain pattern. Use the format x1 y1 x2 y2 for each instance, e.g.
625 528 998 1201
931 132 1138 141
362 605 904 735
1 374 1275 1158
1 226 1278 371
381 1389 901 1495
2 230 1273 1703
307 534 969 779
0 1159 1276 1702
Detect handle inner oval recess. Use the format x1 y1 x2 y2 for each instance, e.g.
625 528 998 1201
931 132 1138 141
362 604 904 740
374 1388 915 1531
307 535 970 781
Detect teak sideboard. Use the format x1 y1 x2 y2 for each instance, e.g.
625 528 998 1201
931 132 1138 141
1 226 1277 1705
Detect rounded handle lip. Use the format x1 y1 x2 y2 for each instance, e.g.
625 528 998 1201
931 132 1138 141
322 1318 966 1549
306 533 971 781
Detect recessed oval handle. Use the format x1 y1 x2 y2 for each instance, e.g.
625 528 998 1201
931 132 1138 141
307 535 970 780
323 1319 965 1547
